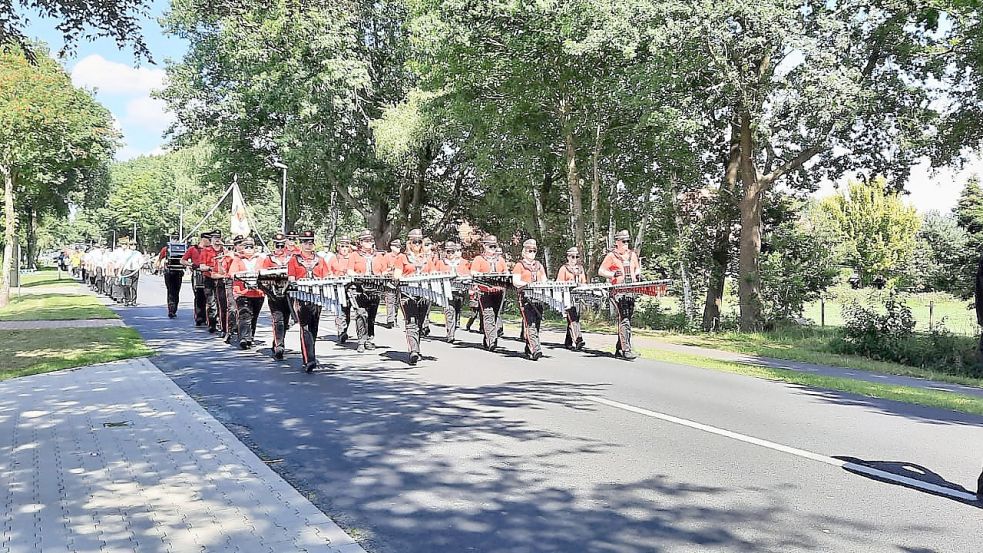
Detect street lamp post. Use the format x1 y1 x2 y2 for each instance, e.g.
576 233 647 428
272 161 287 233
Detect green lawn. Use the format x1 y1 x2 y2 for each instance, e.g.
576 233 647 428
636 348 983 417
0 293 117 321
18 268 77 288
0 327 152 380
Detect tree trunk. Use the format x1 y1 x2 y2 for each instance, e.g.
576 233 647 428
531 170 552 275
669 172 695 323
702 123 741 331
588 120 604 276
737 109 764 331
0 164 15 308
560 99 587 262
25 205 37 270
634 185 653 257
327 186 339 247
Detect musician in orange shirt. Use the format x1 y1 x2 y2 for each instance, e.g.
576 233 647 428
228 237 265 349
470 235 508 351
258 232 293 360
557 246 587 350
395 228 432 365
328 237 362 344
199 230 224 334
512 239 548 360
597 230 642 360
287 230 332 373
351 229 385 352
433 240 470 343
381 239 402 328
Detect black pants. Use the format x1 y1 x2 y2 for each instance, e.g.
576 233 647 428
193 283 206 326
612 295 635 355
400 297 430 356
236 295 264 342
204 279 219 330
519 295 544 356
444 295 465 341
478 290 504 349
215 280 230 334
163 270 183 315
294 300 322 368
564 305 583 348
354 291 380 345
267 295 292 354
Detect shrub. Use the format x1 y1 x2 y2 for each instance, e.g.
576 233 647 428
831 295 983 378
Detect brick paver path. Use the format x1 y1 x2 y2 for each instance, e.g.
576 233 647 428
0 358 365 553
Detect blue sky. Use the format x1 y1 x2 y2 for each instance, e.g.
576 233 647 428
21 1 980 214
25 0 185 161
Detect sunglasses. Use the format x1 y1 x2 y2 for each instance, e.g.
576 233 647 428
525 248 538 253
300 239 315 244
273 241 286 247
568 255 580 258
410 239 423 244
243 244 255 249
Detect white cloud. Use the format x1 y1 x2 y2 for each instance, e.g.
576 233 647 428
71 54 166 95
123 96 174 131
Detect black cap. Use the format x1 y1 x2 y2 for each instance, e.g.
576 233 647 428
232 234 245 245
286 231 299 240
211 230 223 238
273 232 286 243
299 230 316 242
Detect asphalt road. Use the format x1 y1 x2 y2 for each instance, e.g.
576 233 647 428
116 275 983 552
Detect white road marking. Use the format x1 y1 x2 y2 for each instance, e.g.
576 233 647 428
587 396 980 502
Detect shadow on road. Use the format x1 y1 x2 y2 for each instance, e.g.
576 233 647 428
833 456 982 509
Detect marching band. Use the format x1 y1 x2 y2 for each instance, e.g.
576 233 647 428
145 226 671 371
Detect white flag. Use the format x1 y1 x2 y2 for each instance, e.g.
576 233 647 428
230 182 250 237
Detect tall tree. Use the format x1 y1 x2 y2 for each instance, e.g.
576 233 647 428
658 1 942 329
0 0 152 60
0 45 116 305
820 177 921 283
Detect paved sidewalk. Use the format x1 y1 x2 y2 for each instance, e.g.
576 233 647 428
0 319 124 330
0 358 366 553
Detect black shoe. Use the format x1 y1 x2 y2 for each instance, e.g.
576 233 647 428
168 312 176 319
208 326 217 334
305 362 317 373
382 322 394 329
239 340 252 350
195 321 205 327
273 347 285 360
421 326 430 337
224 333 234 344
575 339 585 351
532 351 542 361
338 332 348 344
408 352 420 365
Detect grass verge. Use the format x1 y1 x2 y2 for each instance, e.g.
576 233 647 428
0 293 117 321
652 328 983 389
638 348 983 417
18 268 76 288
0 327 152 380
